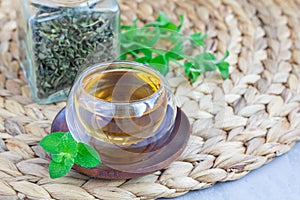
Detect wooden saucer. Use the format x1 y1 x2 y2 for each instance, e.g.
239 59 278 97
51 107 190 179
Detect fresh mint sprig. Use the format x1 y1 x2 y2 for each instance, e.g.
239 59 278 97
120 12 230 82
40 132 101 178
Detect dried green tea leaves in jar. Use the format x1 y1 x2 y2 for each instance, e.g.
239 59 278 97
17 0 120 104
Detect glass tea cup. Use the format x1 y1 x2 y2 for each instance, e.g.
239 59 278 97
65 61 177 166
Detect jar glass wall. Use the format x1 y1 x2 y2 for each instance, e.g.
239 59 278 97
17 0 120 104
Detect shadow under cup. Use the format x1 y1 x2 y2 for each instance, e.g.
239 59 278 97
66 61 177 171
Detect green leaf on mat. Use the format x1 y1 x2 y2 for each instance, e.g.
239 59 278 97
39 132 65 154
49 156 74 179
57 132 78 157
74 142 102 168
40 132 102 179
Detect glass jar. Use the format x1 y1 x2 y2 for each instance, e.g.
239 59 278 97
17 0 120 104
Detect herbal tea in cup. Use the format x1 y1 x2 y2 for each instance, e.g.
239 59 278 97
66 61 176 149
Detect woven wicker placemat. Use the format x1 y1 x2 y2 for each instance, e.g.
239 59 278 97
0 0 300 199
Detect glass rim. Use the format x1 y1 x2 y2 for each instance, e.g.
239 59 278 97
76 60 167 106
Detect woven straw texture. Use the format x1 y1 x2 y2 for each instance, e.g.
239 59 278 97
1 0 300 199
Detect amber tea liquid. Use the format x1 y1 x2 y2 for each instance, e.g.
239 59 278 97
77 69 167 146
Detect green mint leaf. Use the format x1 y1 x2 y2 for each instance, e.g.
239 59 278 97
177 15 184 32
120 53 127 60
57 132 78 157
52 152 75 163
139 48 153 59
216 50 230 79
149 55 169 75
49 155 74 179
184 62 201 83
74 142 102 168
40 132 65 154
146 12 178 31
121 27 160 50
165 52 182 60
135 56 151 64
195 52 217 71
52 153 64 163
216 61 230 79
165 41 184 60
190 32 206 47
142 27 161 46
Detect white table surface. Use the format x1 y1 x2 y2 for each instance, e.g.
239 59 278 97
162 142 300 200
